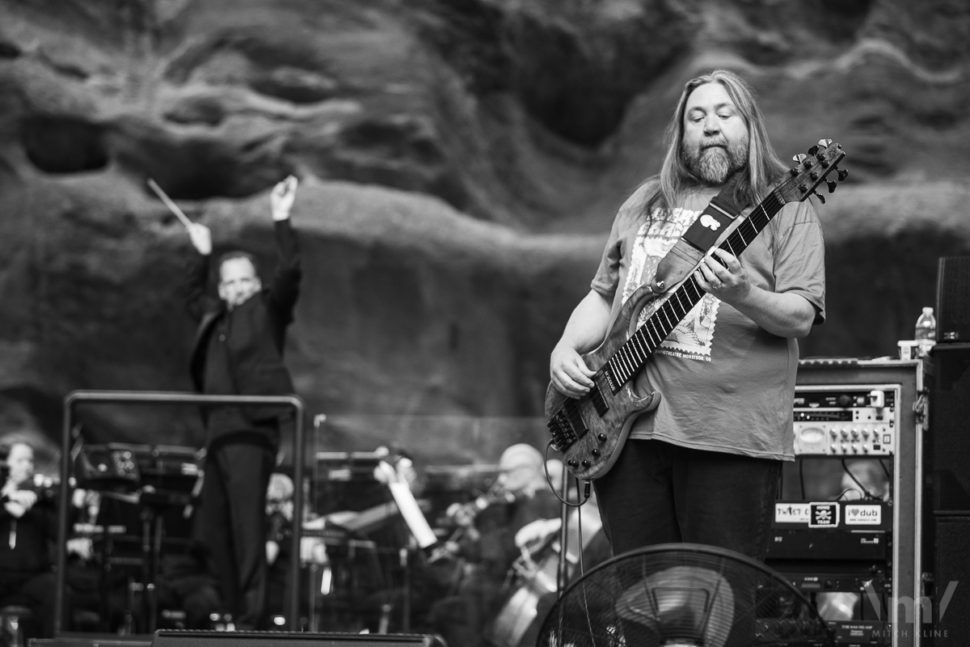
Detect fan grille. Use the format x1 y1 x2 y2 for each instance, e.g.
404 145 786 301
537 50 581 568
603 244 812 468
536 543 834 647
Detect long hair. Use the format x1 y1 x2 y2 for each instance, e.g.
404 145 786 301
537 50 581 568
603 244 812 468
649 69 786 213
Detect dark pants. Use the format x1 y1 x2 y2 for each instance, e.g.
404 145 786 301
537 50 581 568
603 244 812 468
0 570 58 639
593 440 782 647
198 441 275 628
593 439 781 559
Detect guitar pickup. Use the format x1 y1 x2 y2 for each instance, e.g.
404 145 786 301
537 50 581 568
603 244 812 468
589 382 609 417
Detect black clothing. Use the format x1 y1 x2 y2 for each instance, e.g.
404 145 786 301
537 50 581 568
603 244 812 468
185 218 301 446
0 488 60 639
184 218 301 628
0 490 56 573
430 489 561 647
198 442 276 628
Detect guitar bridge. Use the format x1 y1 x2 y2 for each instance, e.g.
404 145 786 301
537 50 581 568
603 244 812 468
547 400 588 452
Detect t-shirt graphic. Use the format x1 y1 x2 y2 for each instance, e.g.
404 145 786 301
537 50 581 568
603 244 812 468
621 206 720 362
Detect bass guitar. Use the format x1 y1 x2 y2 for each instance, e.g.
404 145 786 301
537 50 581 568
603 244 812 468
545 139 847 481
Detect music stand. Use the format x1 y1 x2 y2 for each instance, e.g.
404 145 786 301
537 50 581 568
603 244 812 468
77 443 196 633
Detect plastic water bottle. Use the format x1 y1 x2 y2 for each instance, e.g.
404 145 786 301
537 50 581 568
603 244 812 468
915 306 937 358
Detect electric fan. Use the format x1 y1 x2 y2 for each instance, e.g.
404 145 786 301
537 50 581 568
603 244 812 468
536 543 834 647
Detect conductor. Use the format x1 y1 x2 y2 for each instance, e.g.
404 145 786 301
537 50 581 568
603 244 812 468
182 176 301 629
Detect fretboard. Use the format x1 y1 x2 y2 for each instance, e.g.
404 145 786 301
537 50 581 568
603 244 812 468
604 191 785 391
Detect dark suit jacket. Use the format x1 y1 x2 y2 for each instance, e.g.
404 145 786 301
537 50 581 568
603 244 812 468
184 219 301 437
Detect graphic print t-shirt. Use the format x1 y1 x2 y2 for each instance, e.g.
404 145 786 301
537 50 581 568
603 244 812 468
590 181 826 460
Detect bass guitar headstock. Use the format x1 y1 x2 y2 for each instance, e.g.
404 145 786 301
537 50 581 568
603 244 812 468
777 138 847 205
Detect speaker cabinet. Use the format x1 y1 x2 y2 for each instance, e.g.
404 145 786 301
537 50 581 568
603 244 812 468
151 631 442 647
927 344 970 512
936 255 970 343
928 514 970 645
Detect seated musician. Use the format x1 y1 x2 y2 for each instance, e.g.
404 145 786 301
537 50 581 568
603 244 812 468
429 443 560 647
264 471 306 626
0 440 62 640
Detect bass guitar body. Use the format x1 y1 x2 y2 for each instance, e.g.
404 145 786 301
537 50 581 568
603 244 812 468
545 283 667 481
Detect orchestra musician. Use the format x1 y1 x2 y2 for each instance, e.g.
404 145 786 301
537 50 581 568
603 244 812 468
429 443 560 647
0 440 62 640
264 471 303 626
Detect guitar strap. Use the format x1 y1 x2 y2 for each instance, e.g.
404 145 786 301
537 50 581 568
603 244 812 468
650 180 747 294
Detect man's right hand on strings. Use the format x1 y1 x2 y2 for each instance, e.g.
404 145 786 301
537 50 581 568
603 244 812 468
550 344 596 399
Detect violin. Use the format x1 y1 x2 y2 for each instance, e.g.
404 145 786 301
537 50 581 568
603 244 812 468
446 484 516 525
2 474 59 505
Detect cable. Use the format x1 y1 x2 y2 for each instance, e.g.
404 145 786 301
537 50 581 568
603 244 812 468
543 441 590 508
840 458 878 500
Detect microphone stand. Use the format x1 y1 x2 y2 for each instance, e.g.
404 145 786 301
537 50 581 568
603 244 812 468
555 468 571 595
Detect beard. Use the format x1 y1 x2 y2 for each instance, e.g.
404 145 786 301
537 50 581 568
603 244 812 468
683 139 748 185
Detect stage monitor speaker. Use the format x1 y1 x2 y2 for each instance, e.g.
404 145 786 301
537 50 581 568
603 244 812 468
150 630 442 647
927 344 970 512
928 514 970 645
936 255 970 343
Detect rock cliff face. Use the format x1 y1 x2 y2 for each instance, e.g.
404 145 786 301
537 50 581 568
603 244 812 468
1 0 969 465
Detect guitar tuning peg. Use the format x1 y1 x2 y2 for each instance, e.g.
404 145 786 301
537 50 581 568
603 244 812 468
807 145 819 155
826 180 837 193
837 168 849 181
818 138 833 147
812 191 826 204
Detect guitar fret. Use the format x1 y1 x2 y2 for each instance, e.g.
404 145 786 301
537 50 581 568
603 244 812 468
608 358 624 384
616 357 631 384
623 345 638 370
662 301 677 324
659 307 674 334
728 229 745 251
626 342 644 367
672 292 688 316
676 287 698 318
632 331 648 358
653 310 666 336
662 307 675 328
686 278 701 301
624 345 639 372
618 349 633 377
611 355 626 382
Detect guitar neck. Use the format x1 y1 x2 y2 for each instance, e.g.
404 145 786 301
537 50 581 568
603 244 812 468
604 191 786 390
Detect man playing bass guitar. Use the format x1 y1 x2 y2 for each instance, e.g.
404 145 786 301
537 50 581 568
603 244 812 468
548 69 828 562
